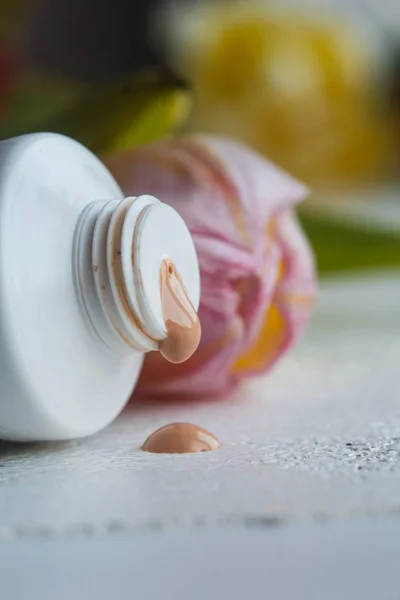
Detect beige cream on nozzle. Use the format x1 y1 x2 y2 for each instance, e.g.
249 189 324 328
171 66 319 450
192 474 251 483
158 258 201 364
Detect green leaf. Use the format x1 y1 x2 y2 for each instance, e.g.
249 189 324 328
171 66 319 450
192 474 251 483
0 73 84 140
299 212 400 274
106 88 191 153
0 71 191 154
40 72 191 155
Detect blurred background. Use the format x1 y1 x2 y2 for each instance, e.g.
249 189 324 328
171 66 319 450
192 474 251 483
2 0 400 274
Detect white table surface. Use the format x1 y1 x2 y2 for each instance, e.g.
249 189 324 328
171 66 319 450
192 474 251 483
2 518 400 600
0 270 399 540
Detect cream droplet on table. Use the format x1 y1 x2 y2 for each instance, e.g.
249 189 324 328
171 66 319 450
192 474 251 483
141 422 222 454
158 259 201 364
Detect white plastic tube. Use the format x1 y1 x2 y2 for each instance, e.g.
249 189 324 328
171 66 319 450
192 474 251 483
0 133 200 441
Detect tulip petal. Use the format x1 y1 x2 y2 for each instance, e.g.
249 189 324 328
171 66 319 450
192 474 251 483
233 210 316 375
104 135 316 396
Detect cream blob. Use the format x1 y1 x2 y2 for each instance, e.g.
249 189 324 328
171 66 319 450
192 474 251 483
141 422 222 454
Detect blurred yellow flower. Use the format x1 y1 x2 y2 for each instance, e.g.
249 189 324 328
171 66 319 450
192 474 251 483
164 2 395 186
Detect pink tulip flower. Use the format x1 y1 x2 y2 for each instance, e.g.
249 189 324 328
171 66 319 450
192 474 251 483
104 135 316 396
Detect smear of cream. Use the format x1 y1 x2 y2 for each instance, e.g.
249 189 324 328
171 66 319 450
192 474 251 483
159 259 201 364
141 422 222 454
